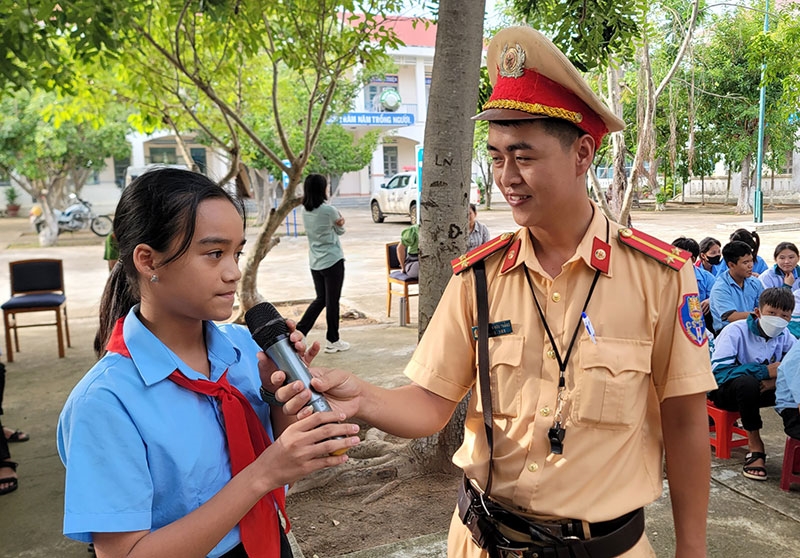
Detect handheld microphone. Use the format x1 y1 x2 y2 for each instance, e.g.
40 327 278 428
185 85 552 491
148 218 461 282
245 301 335 414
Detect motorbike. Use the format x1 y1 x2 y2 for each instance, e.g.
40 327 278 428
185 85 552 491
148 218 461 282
31 193 113 237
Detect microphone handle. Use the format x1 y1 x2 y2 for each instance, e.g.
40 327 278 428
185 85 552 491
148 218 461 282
264 339 333 414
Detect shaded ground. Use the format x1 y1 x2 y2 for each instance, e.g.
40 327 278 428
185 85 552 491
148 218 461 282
288 472 459 558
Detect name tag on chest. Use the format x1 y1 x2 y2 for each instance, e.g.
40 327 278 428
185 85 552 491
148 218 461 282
472 320 513 340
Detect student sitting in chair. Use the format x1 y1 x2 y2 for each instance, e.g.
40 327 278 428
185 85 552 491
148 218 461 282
709 287 796 480
397 223 419 279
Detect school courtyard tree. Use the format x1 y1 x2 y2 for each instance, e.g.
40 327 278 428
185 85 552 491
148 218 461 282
509 0 701 225
692 5 798 214
0 90 130 246
4 0 405 312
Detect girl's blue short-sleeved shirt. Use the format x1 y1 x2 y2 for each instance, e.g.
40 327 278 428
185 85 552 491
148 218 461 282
57 306 273 557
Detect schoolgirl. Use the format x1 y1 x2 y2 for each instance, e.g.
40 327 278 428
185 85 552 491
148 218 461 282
58 169 358 558
759 242 800 291
697 236 726 276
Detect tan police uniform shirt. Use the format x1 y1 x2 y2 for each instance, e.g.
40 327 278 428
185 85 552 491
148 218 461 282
404 202 716 555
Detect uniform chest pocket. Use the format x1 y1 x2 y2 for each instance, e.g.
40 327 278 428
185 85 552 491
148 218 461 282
570 337 653 430
476 334 524 418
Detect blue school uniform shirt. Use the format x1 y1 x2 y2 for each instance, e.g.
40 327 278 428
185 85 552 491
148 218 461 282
711 315 795 386
777 341 800 411
694 266 716 302
696 259 727 277
57 306 273 556
758 264 800 291
752 255 769 276
709 271 764 332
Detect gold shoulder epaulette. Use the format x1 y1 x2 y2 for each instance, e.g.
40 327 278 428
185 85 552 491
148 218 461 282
618 227 690 271
451 232 516 275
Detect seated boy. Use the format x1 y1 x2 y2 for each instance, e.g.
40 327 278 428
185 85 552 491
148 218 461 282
709 287 796 480
710 240 764 332
776 334 800 441
397 223 419 279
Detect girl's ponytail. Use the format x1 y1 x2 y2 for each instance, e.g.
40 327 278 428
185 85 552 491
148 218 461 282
94 263 138 357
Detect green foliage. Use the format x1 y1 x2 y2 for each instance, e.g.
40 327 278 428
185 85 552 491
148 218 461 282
0 89 131 199
308 127 380 178
508 0 646 71
692 5 797 174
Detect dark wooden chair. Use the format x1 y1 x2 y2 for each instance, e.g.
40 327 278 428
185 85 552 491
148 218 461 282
1 259 70 362
386 242 419 325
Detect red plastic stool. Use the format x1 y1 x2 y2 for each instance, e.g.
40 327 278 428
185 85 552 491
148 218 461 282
707 401 749 459
780 436 800 491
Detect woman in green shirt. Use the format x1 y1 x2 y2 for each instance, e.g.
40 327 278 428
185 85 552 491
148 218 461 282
296 174 350 353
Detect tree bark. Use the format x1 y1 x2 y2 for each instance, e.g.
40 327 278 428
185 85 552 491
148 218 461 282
410 0 486 473
736 153 753 214
606 63 628 224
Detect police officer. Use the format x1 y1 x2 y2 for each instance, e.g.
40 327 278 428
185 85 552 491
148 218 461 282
277 26 716 558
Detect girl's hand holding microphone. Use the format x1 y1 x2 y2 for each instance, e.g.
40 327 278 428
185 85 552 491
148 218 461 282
251 303 359 464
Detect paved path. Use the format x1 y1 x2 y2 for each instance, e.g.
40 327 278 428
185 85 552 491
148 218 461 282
0 200 799 557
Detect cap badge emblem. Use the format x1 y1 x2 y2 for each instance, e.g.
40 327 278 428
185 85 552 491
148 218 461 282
499 43 526 78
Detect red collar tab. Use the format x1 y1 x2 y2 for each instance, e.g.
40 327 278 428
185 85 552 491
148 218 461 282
590 237 611 274
451 232 516 275
484 67 609 147
105 317 131 358
500 238 522 274
618 227 690 271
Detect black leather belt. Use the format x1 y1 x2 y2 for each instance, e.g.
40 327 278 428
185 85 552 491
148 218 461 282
458 477 644 558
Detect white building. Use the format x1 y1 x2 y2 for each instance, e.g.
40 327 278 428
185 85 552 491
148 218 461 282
335 16 437 197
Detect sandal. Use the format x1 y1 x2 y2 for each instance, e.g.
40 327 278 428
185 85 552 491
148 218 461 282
0 460 18 496
743 451 768 481
5 429 30 443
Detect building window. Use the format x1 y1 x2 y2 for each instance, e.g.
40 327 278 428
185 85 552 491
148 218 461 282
191 147 207 174
383 146 398 177
148 147 178 164
365 75 399 112
425 75 431 105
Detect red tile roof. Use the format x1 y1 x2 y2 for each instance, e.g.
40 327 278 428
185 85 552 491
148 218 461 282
381 16 437 48
347 14 437 48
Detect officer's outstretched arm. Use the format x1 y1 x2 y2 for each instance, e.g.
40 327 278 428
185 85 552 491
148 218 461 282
308 369 459 439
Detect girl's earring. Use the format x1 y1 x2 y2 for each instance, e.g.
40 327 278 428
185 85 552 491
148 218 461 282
150 274 159 283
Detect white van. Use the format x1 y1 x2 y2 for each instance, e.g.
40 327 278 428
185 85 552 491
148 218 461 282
370 172 479 224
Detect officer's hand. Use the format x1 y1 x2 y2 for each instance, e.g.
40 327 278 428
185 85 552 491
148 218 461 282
306 367 361 418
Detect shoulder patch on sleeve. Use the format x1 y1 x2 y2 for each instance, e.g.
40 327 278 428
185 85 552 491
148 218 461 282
618 227 690 271
451 232 516 275
679 294 707 346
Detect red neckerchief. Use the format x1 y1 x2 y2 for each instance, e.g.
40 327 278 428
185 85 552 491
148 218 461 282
106 317 289 556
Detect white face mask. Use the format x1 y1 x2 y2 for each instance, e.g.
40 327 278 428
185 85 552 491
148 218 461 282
759 315 789 338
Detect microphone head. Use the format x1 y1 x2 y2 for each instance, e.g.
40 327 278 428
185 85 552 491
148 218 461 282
245 302 289 349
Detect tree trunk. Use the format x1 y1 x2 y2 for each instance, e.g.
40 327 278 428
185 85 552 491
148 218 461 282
726 167 732 205
736 153 753 214
605 63 629 224
234 175 303 321
410 0 486 473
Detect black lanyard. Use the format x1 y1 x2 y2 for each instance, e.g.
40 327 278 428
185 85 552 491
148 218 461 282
522 217 608 454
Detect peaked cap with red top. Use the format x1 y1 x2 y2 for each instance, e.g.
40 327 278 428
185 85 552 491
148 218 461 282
474 26 625 147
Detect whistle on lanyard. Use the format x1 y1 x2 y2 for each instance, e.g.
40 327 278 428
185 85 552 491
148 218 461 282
548 422 566 455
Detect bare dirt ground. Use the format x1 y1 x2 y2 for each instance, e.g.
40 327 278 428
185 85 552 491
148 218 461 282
287 471 460 557
275 301 460 557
